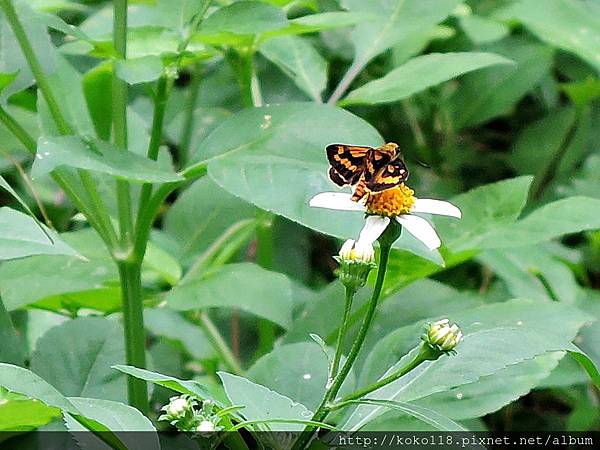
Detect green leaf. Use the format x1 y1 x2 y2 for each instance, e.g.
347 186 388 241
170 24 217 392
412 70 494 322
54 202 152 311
339 399 467 431
32 136 183 183
115 55 164 84
195 103 414 249
64 398 158 446
113 365 220 402
342 52 513 106
263 11 372 39
0 396 60 432
200 1 287 36
0 207 79 261
164 177 257 265
30 317 126 401
218 372 313 431
0 299 23 366
142 241 182 286
0 363 78 414
260 36 327 102
459 14 509 45
0 175 53 242
144 308 215 360
449 37 554 129
498 0 600 72
166 263 293 329
247 342 354 411
344 299 592 430
341 0 462 69
0 229 118 312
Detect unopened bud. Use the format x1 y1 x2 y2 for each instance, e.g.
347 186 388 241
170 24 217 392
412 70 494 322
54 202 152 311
197 420 216 433
335 239 377 290
422 319 463 356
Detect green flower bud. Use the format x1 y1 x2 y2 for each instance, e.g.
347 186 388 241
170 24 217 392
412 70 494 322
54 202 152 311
159 395 198 431
334 239 377 291
422 319 463 356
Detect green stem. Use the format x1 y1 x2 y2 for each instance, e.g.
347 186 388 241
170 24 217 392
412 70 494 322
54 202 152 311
292 243 393 450
179 63 202 167
112 0 133 242
196 311 243 375
335 349 427 405
255 210 276 356
330 286 355 380
529 110 580 202
117 262 149 413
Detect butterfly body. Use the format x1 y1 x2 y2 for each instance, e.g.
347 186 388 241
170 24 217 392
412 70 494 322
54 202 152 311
326 142 409 201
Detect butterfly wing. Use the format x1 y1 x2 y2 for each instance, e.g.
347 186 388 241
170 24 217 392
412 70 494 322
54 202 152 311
326 144 370 186
365 157 409 192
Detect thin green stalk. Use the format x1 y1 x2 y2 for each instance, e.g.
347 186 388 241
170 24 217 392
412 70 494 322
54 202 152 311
529 111 580 202
330 286 355 380
117 263 149 413
292 243 393 450
0 106 37 153
335 349 427 405
112 0 133 242
255 210 276 355
196 311 243 375
179 64 202 166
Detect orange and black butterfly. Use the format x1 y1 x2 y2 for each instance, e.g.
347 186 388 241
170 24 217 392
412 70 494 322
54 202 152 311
326 142 409 201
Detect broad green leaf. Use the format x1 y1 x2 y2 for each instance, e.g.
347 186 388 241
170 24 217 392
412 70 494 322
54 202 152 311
342 52 513 106
30 317 126 401
344 299 592 430
260 36 327 102
340 399 467 431
498 0 600 72
0 175 53 242
32 136 183 183
37 55 96 137
195 103 436 257
164 177 257 265
113 365 220 402
200 1 287 36
218 372 313 431
0 396 60 432
166 263 293 329
341 0 462 70
481 197 600 249
511 106 590 177
0 299 23 366
449 37 554 129
0 207 79 261
115 55 164 84
64 397 158 449
459 14 509 44
0 363 78 414
561 154 600 199
143 242 182 286
263 11 373 39
247 342 354 411
144 308 215 360
413 353 563 420
83 62 113 141
0 229 118 312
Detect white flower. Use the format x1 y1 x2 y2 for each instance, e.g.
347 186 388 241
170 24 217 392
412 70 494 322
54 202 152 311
425 318 463 352
309 184 461 250
197 420 216 433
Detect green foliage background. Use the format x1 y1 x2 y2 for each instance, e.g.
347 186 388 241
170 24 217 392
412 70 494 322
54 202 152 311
0 0 599 443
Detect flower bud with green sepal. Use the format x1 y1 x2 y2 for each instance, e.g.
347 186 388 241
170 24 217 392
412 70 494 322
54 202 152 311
421 319 463 358
159 395 198 431
334 239 377 292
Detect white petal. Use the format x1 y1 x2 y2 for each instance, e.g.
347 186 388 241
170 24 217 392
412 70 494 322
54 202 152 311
309 192 365 212
396 214 441 250
358 216 390 246
412 199 462 218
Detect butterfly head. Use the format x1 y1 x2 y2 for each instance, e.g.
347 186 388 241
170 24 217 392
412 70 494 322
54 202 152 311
378 142 400 159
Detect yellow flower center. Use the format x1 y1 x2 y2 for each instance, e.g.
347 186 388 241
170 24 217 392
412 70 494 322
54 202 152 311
364 183 415 217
